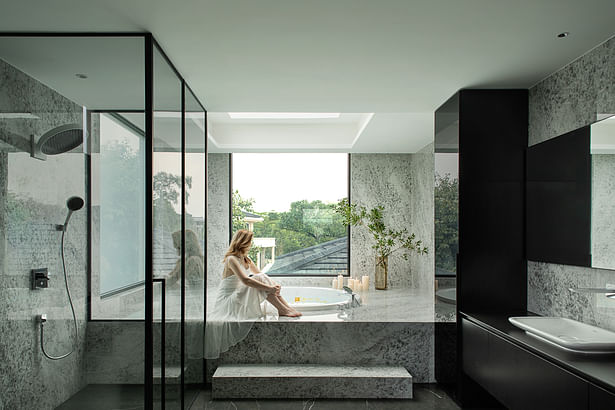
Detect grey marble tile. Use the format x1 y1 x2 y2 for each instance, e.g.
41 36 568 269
529 36 615 146
0 57 87 410
528 34 615 336
351 154 433 291
207 321 434 383
527 261 615 332
207 153 230 290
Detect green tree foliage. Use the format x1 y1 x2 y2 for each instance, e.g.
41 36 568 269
231 191 347 257
231 190 255 234
334 198 428 266
434 173 458 273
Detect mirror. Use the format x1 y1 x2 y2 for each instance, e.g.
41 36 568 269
591 115 615 270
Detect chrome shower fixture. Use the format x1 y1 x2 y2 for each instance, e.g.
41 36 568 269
57 196 85 231
39 196 84 360
31 124 83 160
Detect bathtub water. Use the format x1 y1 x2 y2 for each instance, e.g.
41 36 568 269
279 286 352 311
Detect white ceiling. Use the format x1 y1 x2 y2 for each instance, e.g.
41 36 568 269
1 0 614 152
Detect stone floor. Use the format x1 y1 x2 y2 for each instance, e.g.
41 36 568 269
191 384 461 409
56 384 460 409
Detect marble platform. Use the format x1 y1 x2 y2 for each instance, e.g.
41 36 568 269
212 364 413 399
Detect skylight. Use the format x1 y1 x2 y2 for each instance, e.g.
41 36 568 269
228 112 341 120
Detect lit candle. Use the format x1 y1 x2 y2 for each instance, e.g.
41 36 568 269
362 275 369 291
332 278 338 289
338 274 343 289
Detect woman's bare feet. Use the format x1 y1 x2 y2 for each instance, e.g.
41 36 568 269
278 307 302 317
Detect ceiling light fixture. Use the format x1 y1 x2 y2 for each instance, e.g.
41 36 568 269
557 32 570 38
228 112 341 119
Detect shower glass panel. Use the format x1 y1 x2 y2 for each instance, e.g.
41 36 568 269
184 86 206 407
0 35 146 409
152 44 184 408
0 34 206 410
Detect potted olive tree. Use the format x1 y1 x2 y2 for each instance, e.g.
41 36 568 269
334 199 428 289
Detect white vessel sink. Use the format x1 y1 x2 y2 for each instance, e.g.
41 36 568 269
508 316 615 353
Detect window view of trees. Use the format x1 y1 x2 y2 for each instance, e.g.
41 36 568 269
434 173 458 275
231 153 349 275
233 190 346 256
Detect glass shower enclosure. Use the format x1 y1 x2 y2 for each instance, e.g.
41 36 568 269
0 34 206 409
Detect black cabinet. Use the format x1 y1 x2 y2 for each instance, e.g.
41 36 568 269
462 318 591 410
589 384 615 410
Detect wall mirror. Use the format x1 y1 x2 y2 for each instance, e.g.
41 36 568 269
526 114 615 270
590 115 615 270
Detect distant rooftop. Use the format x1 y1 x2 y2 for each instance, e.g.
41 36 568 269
267 236 348 275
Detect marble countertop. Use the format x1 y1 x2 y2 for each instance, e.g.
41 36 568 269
207 287 457 323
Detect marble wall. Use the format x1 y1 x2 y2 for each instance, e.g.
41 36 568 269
528 34 615 329
351 153 434 290
0 58 87 410
207 153 230 289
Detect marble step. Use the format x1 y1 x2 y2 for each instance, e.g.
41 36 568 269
153 365 185 384
212 364 413 399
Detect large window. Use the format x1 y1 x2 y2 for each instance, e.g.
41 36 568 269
98 112 146 294
231 153 349 276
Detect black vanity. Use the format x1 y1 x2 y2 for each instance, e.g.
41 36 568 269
436 90 615 409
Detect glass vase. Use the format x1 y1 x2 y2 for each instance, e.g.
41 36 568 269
375 255 388 290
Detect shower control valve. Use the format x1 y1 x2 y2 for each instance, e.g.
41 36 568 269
32 268 49 289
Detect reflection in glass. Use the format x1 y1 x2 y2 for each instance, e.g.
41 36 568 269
591 115 615 270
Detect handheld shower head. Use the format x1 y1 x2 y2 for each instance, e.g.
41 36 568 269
59 196 84 231
66 196 84 212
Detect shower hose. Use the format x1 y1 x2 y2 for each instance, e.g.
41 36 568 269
39 227 78 360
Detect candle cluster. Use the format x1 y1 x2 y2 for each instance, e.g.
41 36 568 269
331 274 370 292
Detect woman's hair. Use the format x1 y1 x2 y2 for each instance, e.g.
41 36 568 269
172 229 203 258
224 229 253 264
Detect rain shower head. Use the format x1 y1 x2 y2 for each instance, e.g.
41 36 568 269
31 124 83 160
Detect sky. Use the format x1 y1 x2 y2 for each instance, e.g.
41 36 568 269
435 153 458 179
232 153 348 212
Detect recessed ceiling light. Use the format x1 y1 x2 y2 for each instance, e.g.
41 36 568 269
75 73 88 79
228 112 341 119
557 32 570 38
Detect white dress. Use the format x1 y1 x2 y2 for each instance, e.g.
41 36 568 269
204 257 273 359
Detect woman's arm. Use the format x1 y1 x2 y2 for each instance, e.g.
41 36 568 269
247 257 260 274
227 257 277 293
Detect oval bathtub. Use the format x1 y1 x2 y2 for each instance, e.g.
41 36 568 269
279 286 351 311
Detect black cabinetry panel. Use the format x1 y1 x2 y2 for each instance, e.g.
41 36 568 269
526 126 591 266
589 384 615 410
462 318 589 410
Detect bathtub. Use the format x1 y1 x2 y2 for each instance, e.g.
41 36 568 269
279 286 352 311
